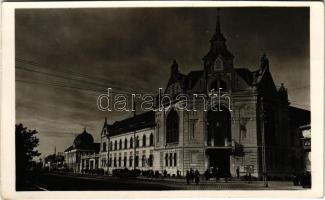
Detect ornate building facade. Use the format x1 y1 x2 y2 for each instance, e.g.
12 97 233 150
64 129 100 173
95 14 310 179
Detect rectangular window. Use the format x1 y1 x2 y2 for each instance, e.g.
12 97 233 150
174 153 177 167
165 153 168 167
169 153 173 167
129 156 133 167
135 151 139 167
157 125 159 143
135 156 139 167
190 119 197 139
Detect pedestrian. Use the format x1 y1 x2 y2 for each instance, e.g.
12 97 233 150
215 166 219 182
194 170 200 185
186 170 190 185
204 169 210 180
190 168 194 183
236 167 240 179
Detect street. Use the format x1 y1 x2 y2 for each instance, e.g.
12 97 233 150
23 173 305 191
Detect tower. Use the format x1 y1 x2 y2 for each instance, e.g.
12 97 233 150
202 9 234 73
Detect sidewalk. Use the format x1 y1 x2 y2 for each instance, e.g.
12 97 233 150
136 176 304 190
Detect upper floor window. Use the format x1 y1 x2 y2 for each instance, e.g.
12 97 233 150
110 141 113 151
214 57 224 71
142 135 146 147
102 142 107 152
166 110 179 144
114 140 117 150
189 119 197 139
124 138 128 149
136 136 139 148
119 139 122 150
149 133 154 146
130 137 133 148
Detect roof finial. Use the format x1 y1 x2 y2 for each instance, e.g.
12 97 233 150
216 8 221 34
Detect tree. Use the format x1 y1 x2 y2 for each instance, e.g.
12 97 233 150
15 123 41 189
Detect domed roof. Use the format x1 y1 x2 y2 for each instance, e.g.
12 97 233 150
73 128 94 149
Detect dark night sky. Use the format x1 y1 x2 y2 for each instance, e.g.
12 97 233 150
15 7 310 157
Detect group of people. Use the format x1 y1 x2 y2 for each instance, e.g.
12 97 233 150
186 168 200 185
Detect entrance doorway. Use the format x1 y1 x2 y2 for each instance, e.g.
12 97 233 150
207 149 230 177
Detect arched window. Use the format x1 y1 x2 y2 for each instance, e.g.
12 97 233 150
129 155 133 167
136 136 139 147
119 139 122 150
130 137 133 148
124 138 128 149
113 157 117 167
124 156 127 167
142 135 146 147
149 133 154 146
114 141 117 150
103 142 106 152
166 110 179 144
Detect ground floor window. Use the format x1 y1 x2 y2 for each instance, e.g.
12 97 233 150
148 154 153 167
174 153 177 167
135 156 139 167
124 157 127 167
142 155 146 167
129 156 133 167
118 157 121 167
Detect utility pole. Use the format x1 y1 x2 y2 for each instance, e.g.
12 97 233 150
260 97 268 187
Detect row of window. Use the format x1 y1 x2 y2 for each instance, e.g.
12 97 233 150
108 155 154 168
102 134 154 152
102 109 181 151
165 152 177 167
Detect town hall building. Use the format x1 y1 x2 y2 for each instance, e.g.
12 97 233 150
86 14 310 179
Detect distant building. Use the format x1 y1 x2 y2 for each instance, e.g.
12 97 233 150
44 153 64 171
64 129 100 173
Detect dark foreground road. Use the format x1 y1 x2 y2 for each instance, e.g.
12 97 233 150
23 173 304 191
27 173 180 191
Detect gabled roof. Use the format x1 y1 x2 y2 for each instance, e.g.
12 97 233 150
107 111 155 136
185 70 204 90
235 68 255 85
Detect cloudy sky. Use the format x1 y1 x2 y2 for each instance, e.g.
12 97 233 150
15 7 309 158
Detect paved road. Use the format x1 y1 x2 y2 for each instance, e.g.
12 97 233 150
29 173 180 191
27 173 304 191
